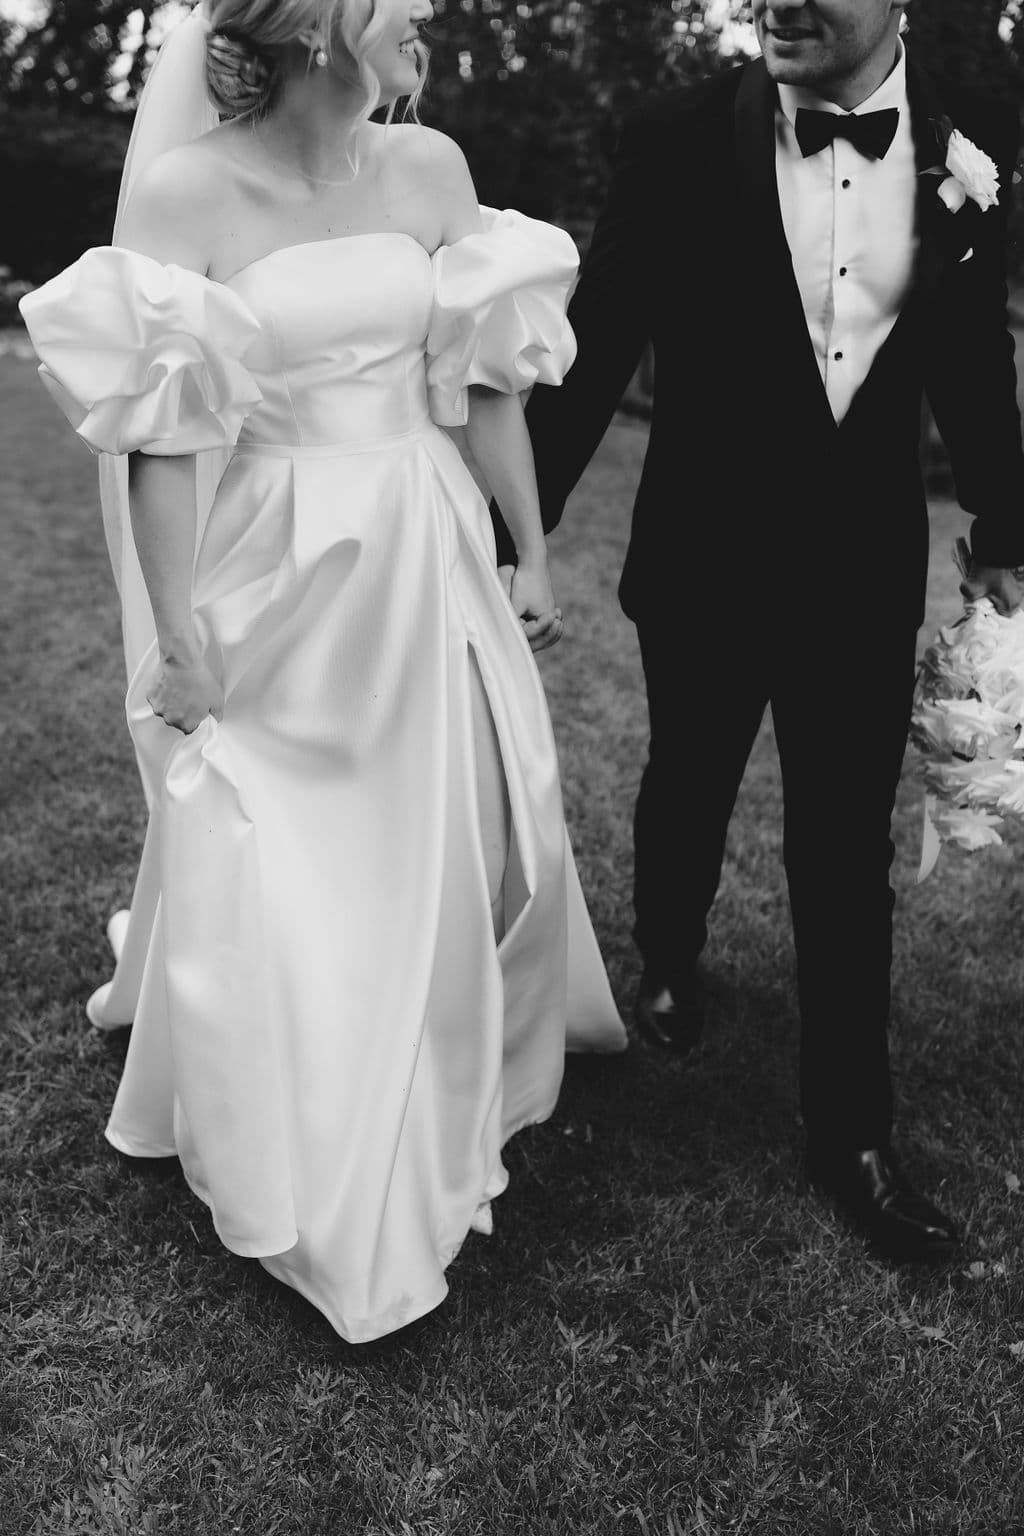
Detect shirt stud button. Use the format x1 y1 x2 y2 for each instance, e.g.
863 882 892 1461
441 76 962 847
842 178 851 189
835 350 844 360
839 266 848 276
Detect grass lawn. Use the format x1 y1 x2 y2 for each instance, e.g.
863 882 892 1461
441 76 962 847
2 344 1024 1536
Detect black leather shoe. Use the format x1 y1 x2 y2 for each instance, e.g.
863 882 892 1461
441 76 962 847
805 1144 961 1265
633 969 704 1057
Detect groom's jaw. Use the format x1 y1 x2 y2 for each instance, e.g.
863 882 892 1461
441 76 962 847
755 0 906 105
762 43 821 89
759 21 827 87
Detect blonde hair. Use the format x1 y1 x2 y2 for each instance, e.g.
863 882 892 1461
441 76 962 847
205 0 428 127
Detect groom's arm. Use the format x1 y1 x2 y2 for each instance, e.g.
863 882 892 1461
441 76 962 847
924 96 1024 578
491 110 657 565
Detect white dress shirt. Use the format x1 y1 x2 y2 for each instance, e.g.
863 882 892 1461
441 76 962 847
775 42 919 423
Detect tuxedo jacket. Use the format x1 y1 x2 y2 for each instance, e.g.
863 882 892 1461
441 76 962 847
501 53 1024 628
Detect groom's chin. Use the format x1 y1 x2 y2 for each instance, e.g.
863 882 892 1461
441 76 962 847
759 34 826 88
761 54 818 87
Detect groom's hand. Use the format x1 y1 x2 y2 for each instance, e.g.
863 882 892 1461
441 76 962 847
960 563 1024 616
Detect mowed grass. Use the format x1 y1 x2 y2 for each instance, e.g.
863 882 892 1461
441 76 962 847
2 344 1024 1536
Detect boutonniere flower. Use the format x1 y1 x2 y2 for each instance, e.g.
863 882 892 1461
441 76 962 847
925 114 1000 214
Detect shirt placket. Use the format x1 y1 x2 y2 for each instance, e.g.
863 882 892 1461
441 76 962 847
828 134 858 413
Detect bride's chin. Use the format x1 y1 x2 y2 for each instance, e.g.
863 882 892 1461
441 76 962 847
375 81 405 109
385 51 421 87
374 75 417 107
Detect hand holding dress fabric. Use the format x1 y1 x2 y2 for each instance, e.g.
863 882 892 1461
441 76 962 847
145 647 225 734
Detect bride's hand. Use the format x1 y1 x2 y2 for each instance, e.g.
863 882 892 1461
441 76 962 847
147 644 224 734
509 559 564 653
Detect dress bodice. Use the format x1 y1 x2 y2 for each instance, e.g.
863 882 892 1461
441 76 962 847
19 206 580 458
228 234 434 447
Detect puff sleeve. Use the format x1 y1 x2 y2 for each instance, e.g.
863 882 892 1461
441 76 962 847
425 206 579 427
18 246 264 456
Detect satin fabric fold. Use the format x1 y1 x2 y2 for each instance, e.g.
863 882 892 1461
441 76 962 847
427 207 580 426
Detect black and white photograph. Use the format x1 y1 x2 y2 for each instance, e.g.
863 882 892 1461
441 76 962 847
3 0 1024 1530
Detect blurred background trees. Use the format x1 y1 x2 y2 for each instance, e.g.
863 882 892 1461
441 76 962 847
418 0 759 236
911 0 1012 89
1 0 161 108
2 0 1024 286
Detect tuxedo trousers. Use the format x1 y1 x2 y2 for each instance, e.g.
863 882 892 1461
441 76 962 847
632 599 920 1151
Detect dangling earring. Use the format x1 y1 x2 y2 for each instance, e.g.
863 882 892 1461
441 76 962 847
314 45 328 67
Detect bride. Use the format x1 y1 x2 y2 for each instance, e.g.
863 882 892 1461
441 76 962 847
20 0 626 1342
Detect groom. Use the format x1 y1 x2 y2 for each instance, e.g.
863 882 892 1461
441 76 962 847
494 0 1024 1263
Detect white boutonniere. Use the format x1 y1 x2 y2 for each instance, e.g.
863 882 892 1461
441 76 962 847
926 115 1000 214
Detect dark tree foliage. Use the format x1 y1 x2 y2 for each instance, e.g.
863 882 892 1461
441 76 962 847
4 1 1024 280
2 0 160 111
419 0 748 233
0 105 130 280
1 0 748 271
906 0 1016 93
1001 0 1024 90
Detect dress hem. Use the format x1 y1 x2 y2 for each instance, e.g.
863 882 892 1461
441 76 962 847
262 1268 452 1346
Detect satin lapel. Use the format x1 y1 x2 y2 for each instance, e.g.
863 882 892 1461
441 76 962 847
906 52 950 311
733 59 837 438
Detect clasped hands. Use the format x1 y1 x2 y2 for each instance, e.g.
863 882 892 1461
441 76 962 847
498 559 564 652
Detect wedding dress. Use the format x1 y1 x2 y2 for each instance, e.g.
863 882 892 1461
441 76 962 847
21 209 627 1342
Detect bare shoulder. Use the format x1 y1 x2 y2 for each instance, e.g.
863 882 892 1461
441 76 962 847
382 122 472 187
117 126 242 270
378 123 479 243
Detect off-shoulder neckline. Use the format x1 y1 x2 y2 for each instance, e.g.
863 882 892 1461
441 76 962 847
221 231 435 287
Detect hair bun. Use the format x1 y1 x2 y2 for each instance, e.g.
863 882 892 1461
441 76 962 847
206 29 276 116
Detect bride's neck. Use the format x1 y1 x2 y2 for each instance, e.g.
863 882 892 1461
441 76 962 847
260 73 372 185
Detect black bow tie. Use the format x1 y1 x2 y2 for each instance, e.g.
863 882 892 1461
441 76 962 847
794 106 900 161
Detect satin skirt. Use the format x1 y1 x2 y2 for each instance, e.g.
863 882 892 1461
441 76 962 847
88 419 626 1342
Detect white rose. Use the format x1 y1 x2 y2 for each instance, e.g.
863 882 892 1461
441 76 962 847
962 760 1020 803
941 129 1000 213
937 697 1015 758
996 760 1024 813
989 681 1024 721
936 805 1005 851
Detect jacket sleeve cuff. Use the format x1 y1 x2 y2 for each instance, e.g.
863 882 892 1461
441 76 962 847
970 518 1024 570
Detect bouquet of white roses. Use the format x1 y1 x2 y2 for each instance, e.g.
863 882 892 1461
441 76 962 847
911 540 1024 876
